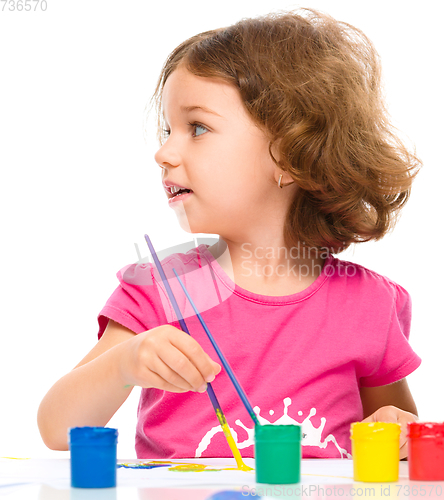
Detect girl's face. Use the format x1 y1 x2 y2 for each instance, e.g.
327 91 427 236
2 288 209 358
155 65 289 239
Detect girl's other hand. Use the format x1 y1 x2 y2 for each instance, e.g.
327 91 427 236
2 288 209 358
361 405 419 459
118 324 221 393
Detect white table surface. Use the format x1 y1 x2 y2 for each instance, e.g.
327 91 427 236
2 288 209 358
1 457 443 499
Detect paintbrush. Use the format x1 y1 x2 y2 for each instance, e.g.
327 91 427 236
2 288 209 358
144 234 251 471
172 268 261 427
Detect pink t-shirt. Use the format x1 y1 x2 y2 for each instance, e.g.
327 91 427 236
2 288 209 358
98 245 421 459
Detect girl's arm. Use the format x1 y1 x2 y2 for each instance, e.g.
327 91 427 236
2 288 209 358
359 378 417 418
38 320 139 450
37 319 220 451
359 378 418 459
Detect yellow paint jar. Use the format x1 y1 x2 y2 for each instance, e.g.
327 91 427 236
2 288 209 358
350 422 401 482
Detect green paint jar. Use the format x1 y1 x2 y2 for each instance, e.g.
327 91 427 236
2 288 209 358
255 424 301 484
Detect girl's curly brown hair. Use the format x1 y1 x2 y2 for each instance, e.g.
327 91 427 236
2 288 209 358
151 8 422 254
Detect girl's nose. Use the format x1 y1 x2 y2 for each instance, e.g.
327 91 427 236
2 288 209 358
154 139 181 170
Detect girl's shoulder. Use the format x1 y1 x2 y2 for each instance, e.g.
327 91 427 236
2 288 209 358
328 255 410 300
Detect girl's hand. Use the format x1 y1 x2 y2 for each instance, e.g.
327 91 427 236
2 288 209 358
361 405 418 459
118 325 221 393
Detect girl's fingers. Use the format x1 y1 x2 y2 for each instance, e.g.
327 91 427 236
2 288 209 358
167 331 220 385
140 369 191 393
158 342 209 391
399 440 408 460
149 353 197 391
135 326 219 391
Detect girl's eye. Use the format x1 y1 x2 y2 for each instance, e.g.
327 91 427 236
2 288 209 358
190 123 208 137
161 123 207 139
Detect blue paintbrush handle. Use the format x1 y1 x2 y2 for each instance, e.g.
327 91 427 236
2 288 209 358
172 268 260 426
144 234 189 334
205 383 223 420
143 235 227 418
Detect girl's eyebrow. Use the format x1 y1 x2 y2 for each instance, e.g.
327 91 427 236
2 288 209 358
180 105 223 118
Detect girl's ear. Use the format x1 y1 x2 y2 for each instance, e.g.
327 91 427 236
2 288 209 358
269 138 282 163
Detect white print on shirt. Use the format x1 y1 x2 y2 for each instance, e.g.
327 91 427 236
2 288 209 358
195 397 352 459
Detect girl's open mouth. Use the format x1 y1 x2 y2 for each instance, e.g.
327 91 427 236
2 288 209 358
168 189 193 205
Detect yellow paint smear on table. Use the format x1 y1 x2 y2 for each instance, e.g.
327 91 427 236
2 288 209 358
1 457 31 460
119 460 254 473
169 463 223 472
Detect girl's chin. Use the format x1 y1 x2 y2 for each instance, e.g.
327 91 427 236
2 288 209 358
171 201 221 235
177 219 217 236
174 212 202 234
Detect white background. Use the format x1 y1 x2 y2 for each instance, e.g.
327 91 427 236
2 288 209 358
0 0 442 459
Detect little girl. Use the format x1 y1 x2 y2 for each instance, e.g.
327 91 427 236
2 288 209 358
38 8 421 460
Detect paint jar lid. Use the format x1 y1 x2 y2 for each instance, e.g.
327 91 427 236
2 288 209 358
68 426 118 446
255 424 301 443
407 422 444 438
350 422 401 440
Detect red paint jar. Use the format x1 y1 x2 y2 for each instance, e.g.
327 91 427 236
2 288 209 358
407 422 444 481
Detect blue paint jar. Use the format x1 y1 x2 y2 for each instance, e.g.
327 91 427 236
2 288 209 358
69 426 118 488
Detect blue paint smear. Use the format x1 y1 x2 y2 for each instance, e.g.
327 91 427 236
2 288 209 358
206 491 260 499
